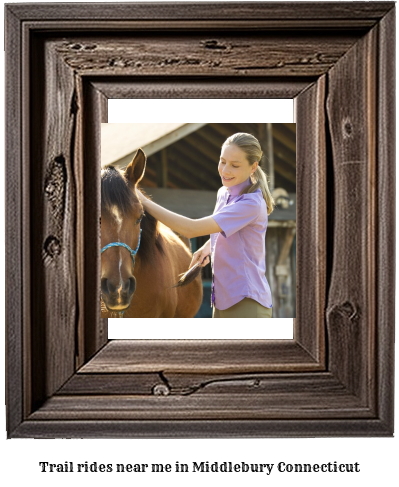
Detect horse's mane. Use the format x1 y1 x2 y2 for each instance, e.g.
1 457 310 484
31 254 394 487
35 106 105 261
101 166 164 262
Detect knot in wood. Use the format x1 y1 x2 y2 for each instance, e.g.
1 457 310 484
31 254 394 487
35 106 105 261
152 383 170 396
343 119 353 137
44 236 61 258
45 181 56 197
83 44 97 51
201 40 227 50
339 301 358 321
45 156 66 216
327 300 359 323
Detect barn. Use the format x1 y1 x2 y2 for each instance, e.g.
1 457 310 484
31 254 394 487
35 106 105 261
102 123 296 318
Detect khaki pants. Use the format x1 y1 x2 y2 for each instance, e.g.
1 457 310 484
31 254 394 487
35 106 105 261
213 298 273 318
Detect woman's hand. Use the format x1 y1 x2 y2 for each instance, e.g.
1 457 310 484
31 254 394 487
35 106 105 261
189 239 211 269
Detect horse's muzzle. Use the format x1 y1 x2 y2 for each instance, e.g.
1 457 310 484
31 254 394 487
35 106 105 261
101 276 136 311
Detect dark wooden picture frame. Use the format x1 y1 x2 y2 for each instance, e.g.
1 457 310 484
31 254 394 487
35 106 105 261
5 2 395 438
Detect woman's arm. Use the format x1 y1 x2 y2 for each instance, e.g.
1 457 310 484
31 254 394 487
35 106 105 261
138 192 221 239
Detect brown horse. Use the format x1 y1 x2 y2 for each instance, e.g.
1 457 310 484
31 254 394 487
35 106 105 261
101 149 203 318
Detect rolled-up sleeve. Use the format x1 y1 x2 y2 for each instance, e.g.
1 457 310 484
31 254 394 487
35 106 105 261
212 196 260 238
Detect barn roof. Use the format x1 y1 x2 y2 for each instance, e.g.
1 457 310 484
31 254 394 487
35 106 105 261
101 123 206 168
101 122 296 220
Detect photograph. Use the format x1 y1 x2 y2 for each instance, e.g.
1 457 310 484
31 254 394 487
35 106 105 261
101 122 296 320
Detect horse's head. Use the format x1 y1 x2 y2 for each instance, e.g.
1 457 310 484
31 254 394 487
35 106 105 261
101 149 146 313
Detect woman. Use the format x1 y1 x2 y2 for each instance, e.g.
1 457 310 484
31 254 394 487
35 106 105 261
138 132 274 318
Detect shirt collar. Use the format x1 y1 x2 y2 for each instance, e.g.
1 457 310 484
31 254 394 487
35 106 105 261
227 178 252 197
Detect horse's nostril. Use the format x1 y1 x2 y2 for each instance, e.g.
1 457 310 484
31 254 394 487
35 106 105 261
101 278 109 295
101 277 135 296
128 277 136 295
101 278 117 295
108 280 117 294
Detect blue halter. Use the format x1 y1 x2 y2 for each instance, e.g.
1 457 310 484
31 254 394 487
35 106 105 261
101 229 142 318
101 228 142 268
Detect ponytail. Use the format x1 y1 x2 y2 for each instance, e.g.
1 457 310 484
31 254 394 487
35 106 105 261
242 165 275 216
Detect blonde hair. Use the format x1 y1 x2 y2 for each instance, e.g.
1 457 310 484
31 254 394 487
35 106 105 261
222 133 275 215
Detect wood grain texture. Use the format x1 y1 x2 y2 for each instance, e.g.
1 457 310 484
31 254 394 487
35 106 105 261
13 418 391 439
92 79 310 100
60 371 359 398
325 24 377 405
79 340 321 374
29 392 371 421
7 2 394 22
53 34 359 78
34 371 376 423
30 36 78 409
88 73 323 365
376 6 395 432
81 81 108 362
5 5 24 436
58 372 162 395
295 75 326 363
5 2 395 438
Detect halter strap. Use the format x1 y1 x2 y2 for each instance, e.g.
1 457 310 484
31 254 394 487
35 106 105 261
101 229 142 267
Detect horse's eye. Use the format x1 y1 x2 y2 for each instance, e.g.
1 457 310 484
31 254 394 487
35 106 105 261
136 215 143 225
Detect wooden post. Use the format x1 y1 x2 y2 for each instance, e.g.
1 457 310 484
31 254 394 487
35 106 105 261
275 227 296 317
265 123 275 190
158 149 168 188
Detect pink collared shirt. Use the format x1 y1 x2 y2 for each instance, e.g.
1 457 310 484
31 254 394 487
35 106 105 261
210 178 272 311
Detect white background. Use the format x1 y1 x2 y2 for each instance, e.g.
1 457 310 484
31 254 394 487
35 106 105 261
1 1 398 486
108 99 294 339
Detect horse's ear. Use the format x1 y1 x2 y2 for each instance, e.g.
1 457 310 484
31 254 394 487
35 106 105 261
125 148 146 186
